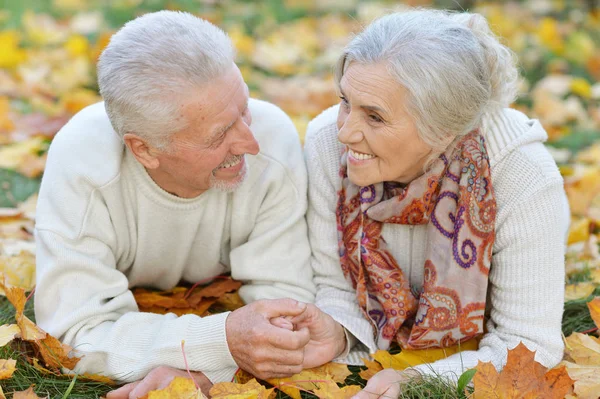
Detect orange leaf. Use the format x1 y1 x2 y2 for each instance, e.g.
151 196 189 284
267 369 338 399
233 368 256 384
473 342 573 398
0 358 16 380
34 334 80 370
12 387 45 399
359 358 383 380
210 378 273 398
587 297 600 329
141 376 207 399
213 292 246 311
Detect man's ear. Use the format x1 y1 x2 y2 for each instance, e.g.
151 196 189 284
123 133 160 169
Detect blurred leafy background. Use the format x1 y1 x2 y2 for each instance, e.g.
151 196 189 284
0 0 599 397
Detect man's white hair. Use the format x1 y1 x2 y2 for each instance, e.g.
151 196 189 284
98 11 234 149
334 9 519 163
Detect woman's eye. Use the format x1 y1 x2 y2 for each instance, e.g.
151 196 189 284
369 114 383 123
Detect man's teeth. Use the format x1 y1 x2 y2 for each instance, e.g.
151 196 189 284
220 157 242 169
350 149 376 160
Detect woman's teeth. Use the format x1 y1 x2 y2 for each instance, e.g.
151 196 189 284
349 149 376 160
219 157 242 169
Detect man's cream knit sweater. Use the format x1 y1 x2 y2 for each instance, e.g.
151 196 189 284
34 99 316 384
306 105 569 379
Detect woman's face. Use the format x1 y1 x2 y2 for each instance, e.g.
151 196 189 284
337 62 432 187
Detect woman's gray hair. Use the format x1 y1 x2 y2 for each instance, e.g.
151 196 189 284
334 9 519 162
98 11 234 149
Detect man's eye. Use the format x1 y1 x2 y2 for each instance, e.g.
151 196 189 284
339 96 350 109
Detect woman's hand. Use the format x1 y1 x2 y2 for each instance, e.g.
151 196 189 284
352 368 421 399
272 303 347 369
106 366 212 399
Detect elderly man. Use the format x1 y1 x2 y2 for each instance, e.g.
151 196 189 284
34 10 316 397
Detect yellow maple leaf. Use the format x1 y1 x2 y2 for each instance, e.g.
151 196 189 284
210 378 273 398
373 338 478 370
0 358 17 380
313 383 361 399
472 342 573 399
0 137 48 171
0 385 5 399
564 332 600 365
565 282 596 301
359 357 383 380
0 324 20 347
141 376 207 399
0 31 27 69
0 251 37 292
567 217 590 245
562 362 600 399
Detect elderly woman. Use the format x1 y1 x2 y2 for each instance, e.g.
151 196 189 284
298 8 569 398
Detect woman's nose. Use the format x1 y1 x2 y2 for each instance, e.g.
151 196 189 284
337 115 363 144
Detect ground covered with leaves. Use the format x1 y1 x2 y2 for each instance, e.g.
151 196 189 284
0 0 599 398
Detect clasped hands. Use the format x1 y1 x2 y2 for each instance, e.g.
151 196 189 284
225 298 347 378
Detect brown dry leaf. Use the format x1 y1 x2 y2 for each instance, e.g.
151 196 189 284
0 358 17 379
472 342 573 399
267 369 339 399
12 387 46 399
359 358 383 380
562 362 600 399
134 277 242 316
587 297 600 328
233 368 256 385
213 292 245 311
0 323 20 346
210 378 273 398
140 376 207 399
186 278 242 307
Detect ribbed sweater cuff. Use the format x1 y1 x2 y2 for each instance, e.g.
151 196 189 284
204 366 238 384
186 312 238 372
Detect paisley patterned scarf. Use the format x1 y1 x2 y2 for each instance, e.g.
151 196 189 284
336 130 496 350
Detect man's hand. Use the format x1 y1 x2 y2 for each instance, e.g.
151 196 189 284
226 298 311 379
272 303 347 369
106 366 212 399
351 368 421 399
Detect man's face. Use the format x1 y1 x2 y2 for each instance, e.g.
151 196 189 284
148 64 259 198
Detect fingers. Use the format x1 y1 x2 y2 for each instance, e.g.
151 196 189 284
270 316 294 330
106 381 141 399
255 298 307 318
267 325 310 350
128 374 174 399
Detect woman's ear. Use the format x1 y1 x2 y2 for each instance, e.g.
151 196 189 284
123 133 160 169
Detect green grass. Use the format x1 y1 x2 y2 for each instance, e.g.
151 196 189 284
0 295 114 399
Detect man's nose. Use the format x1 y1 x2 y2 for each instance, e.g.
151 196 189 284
232 122 259 155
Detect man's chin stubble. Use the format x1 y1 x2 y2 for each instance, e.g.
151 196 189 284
209 161 248 193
